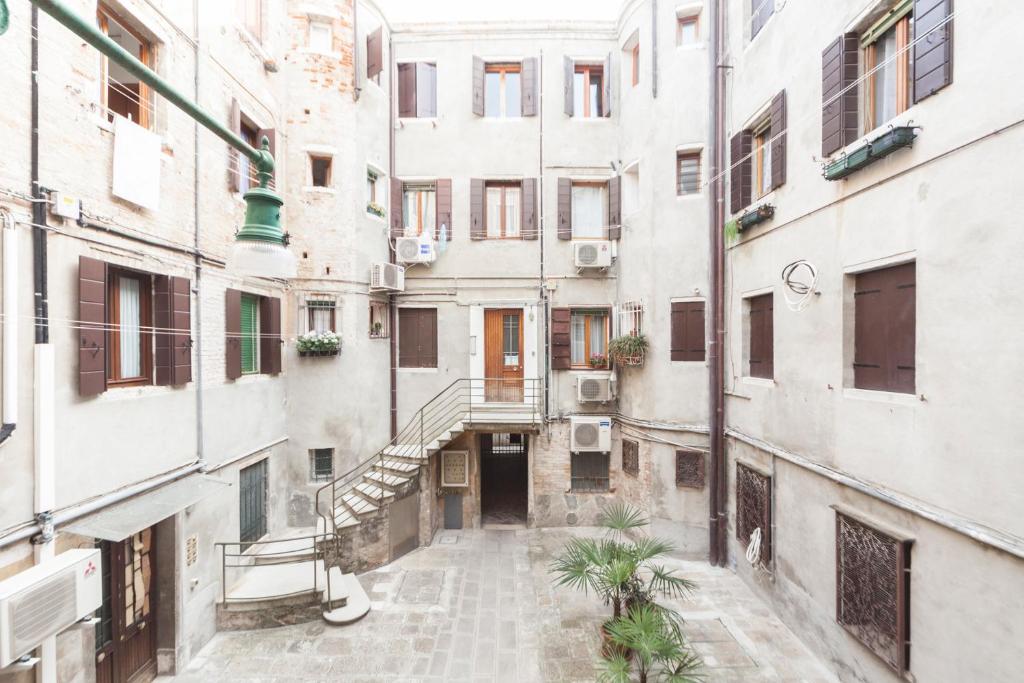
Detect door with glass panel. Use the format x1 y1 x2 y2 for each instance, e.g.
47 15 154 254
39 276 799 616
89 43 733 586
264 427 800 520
484 308 524 402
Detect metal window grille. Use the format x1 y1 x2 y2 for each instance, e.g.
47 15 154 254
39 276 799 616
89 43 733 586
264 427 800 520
571 452 610 492
616 300 644 337
298 293 338 335
622 439 639 477
488 432 527 457
735 462 771 566
836 512 912 673
309 448 334 483
239 459 268 544
675 449 705 488
369 300 390 338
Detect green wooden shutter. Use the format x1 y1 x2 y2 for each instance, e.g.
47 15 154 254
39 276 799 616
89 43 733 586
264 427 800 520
240 294 258 374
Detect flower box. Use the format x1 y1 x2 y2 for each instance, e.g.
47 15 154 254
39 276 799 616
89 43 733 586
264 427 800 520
298 348 339 357
608 334 649 368
737 204 775 232
296 331 341 357
824 126 917 181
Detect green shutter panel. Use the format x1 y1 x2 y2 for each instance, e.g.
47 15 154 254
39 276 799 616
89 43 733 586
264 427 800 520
240 294 258 374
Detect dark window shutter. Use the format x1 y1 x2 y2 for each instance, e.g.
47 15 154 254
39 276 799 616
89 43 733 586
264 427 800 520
416 63 436 117
225 288 242 380
435 178 452 241
521 57 538 116
228 98 241 192
671 301 705 362
675 449 706 488
622 439 639 476
390 177 404 238
729 131 753 214
398 62 416 117
399 308 437 368
79 256 107 396
521 177 538 240
260 296 282 375
563 55 574 116
770 90 787 189
607 176 621 240
469 179 485 239
551 308 571 370
913 0 953 103
366 27 383 80
557 178 572 240
822 33 859 157
748 293 773 379
154 275 172 386
171 277 192 384
423 308 438 368
256 127 276 184
472 56 485 116
603 53 612 117
854 263 916 393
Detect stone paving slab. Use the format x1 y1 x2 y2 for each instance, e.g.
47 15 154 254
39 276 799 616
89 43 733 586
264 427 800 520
159 527 837 682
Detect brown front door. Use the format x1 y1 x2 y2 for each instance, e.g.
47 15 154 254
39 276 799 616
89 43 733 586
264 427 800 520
95 528 158 683
484 308 524 402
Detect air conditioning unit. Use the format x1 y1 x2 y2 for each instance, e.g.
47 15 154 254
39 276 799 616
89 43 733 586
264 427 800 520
573 240 612 269
570 416 612 452
395 236 436 264
370 263 405 292
0 549 103 668
577 373 614 403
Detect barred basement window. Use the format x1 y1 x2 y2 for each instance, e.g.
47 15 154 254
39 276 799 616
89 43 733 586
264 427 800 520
735 462 771 567
571 452 609 492
675 449 705 488
309 448 334 483
836 511 912 673
622 439 639 477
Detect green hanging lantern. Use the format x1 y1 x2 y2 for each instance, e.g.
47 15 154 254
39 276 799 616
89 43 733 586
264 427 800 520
0 0 10 36
227 136 295 278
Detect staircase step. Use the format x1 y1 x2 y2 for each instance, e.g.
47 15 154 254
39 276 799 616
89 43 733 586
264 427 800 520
364 470 412 490
322 573 371 626
376 459 421 475
333 510 361 530
341 492 378 516
354 482 394 504
323 567 350 610
381 444 427 460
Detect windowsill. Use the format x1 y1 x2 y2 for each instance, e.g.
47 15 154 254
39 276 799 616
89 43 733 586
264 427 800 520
398 367 439 374
827 110 919 164
96 383 177 401
568 367 611 373
365 212 387 223
481 116 527 122
676 192 704 201
232 373 275 385
571 116 611 122
398 117 439 125
842 388 920 406
569 487 614 495
303 186 336 194
741 376 775 387
671 360 707 365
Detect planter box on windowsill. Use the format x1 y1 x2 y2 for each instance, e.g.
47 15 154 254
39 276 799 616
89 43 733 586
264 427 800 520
298 349 340 357
824 126 918 181
738 204 775 232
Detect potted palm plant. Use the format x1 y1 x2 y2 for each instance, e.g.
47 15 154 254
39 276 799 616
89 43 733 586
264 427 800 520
599 604 704 682
608 334 649 366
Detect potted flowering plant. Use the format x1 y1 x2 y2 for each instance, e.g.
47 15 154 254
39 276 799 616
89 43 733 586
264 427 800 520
608 334 649 367
296 331 341 357
590 353 609 369
366 202 386 218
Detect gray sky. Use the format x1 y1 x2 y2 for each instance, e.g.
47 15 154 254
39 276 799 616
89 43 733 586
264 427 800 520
376 0 624 24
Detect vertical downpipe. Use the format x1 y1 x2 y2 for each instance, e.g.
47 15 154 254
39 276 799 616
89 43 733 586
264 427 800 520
388 32 397 439
651 0 658 98
538 51 549 419
193 0 205 469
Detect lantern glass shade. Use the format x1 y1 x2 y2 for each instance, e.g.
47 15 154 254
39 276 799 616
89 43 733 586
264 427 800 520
227 239 296 279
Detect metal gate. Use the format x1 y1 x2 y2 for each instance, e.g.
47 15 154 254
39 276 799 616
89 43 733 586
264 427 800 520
389 492 420 561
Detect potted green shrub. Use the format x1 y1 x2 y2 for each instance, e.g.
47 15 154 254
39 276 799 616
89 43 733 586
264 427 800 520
608 334 649 367
296 331 341 357
371 321 384 338
590 353 609 369
366 201 386 218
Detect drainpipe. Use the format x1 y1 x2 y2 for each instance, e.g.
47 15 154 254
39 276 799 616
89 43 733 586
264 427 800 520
538 50 549 418
707 0 727 567
388 32 397 438
651 0 658 99
1 209 17 445
352 1 361 102
192 0 205 469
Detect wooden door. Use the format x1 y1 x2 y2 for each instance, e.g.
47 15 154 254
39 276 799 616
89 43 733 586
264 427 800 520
95 528 157 683
484 309 523 402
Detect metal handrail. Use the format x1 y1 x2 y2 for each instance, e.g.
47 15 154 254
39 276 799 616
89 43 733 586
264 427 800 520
215 532 333 604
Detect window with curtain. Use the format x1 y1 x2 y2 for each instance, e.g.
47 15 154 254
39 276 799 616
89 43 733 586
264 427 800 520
570 309 609 368
307 299 336 333
485 183 521 238
107 270 151 384
240 294 260 374
754 121 773 198
573 64 603 117
403 184 436 236
571 183 606 238
862 5 913 132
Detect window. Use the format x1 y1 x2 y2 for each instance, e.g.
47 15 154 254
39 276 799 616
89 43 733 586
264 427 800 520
622 163 640 215
238 120 260 192
107 269 152 385
309 448 334 482
98 5 152 128
398 308 437 368
571 452 610 492
573 64 603 118
238 0 262 42
239 459 268 544
751 0 775 38
618 300 644 338
853 262 915 393
310 155 333 188
675 450 706 488
309 20 332 52
862 5 913 132
240 294 260 374
630 44 640 86
402 182 436 237
571 182 607 238
484 182 522 238
622 439 639 477
367 169 379 203
301 296 336 334
676 151 701 195
570 309 609 369
736 463 772 566
485 63 521 118
753 120 773 199
747 293 774 379
670 300 705 362
366 27 383 84
369 301 390 338
397 62 437 118
836 511 912 672
677 15 699 45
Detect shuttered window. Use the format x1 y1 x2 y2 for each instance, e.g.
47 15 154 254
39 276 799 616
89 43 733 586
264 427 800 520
863 6 912 132
398 308 438 368
821 34 860 157
397 62 437 118
484 182 522 238
551 308 572 370
676 152 701 195
853 262 915 394
240 294 259 374
912 0 953 103
671 301 705 362
570 309 609 369
227 290 281 379
736 463 772 566
748 293 774 379
571 452 610 492
729 131 753 214
402 182 436 237
366 27 383 83
675 450 705 488
622 439 639 477
484 63 521 118
572 64 604 117
107 269 152 386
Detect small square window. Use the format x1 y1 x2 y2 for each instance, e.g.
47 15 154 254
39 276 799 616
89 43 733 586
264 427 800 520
675 449 705 488
676 151 701 195
309 21 332 52
677 16 699 46
303 297 336 334
309 448 334 482
311 155 333 187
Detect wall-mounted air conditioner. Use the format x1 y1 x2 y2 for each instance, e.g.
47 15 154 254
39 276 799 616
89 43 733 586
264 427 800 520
370 263 405 292
570 416 612 452
0 549 103 668
573 240 612 269
441 450 469 487
395 236 436 265
577 373 614 403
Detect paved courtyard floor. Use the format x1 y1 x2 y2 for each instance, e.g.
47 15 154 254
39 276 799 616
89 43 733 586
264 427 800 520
162 527 837 682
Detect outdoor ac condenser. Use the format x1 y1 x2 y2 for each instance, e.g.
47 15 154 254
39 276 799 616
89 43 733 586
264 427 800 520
573 240 612 268
570 416 612 453
395 236 435 265
369 262 406 292
577 374 614 403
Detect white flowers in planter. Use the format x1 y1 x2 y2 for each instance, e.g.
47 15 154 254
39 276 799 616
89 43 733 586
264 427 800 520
296 330 341 356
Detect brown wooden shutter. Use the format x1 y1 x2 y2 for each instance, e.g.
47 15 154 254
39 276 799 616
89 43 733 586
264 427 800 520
563 56 574 116
225 288 242 380
671 301 705 362
228 98 241 192
422 308 438 368
854 263 915 393
557 178 572 240
366 27 383 80
398 62 416 117
551 308 571 370
748 293 773 379
821 34 859 157
472 56 485 116
390 177 404 238
469 178 485 239
154 275 172 386
729 131 753 214
260 296 282 375
602 53 612 117
607 176 621 240
521 57 538 116
398 308 437 368
770 90 787 189
913 0 953 103
521 178 538 240
79 256 107 396
171 277 192 384
435 178 452 241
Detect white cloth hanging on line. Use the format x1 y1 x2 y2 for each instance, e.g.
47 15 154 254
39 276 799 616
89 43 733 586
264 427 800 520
112 114 162 211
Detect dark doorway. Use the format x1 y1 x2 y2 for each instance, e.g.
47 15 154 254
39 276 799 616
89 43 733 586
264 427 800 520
480 433 528 525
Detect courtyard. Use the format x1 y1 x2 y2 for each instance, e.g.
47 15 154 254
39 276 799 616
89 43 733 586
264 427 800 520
162 528 836 682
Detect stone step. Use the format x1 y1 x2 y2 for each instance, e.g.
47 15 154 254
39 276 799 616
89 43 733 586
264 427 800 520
354 482 393 504
322 573 371 626
363 470 412 490
375 459 421 475
381 444 427 460
332 509 361 530
341 492 378 517
323 567 350 611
